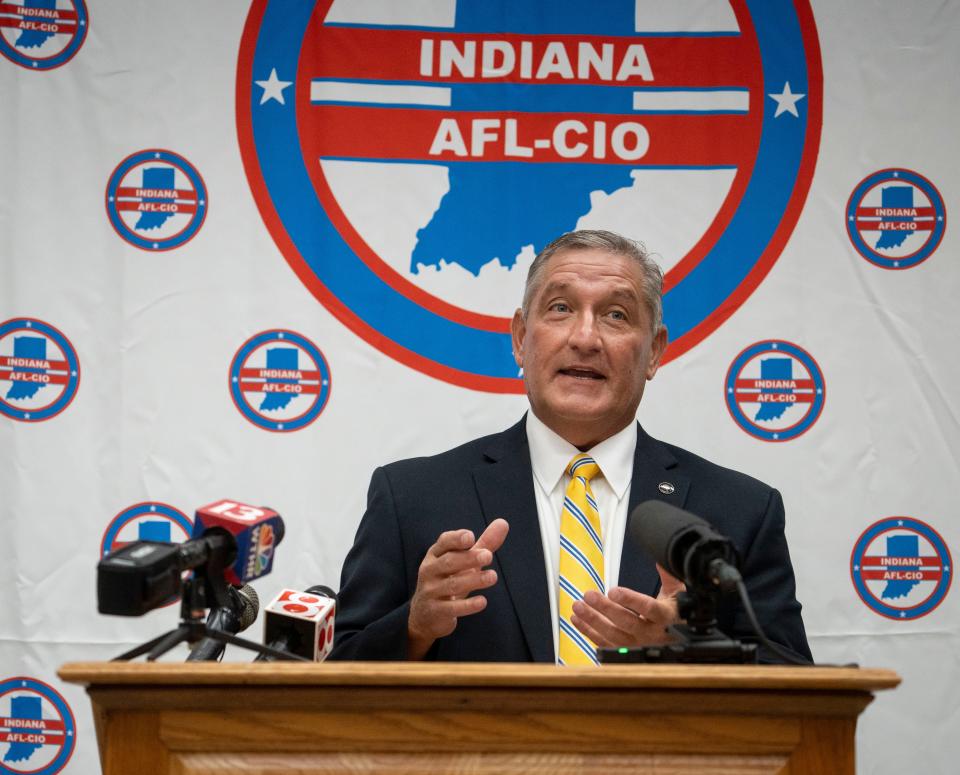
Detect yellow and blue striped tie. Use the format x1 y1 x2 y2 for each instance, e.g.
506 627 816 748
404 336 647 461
558 453 604 666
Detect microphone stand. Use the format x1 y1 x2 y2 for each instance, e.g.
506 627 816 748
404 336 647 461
599 587 757 664
112 573 309 663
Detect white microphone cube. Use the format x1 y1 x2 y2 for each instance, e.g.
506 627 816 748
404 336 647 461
263 589 336 661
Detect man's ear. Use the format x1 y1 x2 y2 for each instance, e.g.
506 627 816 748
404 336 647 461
646 326 668 380
510 309 525 368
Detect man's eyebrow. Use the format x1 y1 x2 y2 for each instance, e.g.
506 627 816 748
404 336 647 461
538 281 639 300
539 280 571 297
606 286 641 303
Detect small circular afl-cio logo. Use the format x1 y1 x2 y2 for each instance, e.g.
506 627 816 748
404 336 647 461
229 329 331 432
725 340 825 442
846 168 946 270
105 149 208 251
0 676 77 775
851 517 952 620
0 0 88 71
0 318 80 423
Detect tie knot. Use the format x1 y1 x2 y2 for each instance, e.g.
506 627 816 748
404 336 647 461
567 454 600 482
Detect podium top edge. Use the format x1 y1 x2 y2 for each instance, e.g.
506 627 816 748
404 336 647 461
57 661 901 692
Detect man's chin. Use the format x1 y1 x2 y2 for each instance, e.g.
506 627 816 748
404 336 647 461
543 397 613 427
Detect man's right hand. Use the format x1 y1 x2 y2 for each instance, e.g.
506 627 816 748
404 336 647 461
407 518 509 660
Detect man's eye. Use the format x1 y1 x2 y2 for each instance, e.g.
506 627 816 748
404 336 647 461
549 303 570 313
608 310 626 321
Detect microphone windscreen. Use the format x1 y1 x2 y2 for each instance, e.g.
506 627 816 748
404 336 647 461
628 500 711 574
304 584 337 601
236 583 260 630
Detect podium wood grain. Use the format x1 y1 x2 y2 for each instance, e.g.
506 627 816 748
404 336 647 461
58 661 899 775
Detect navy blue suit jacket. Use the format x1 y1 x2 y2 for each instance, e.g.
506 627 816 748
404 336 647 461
330 418 811 663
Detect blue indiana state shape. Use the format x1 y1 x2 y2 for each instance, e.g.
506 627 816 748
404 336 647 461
4 695 42 763
410 0 637 275
412 164 634 276
5 335 47 402
15 0 57 49
875 185 914 250
455 0 636 35
135 167 177 231
754 357 793 422
882 534 921 600
259 347 299 412
138 521 172 542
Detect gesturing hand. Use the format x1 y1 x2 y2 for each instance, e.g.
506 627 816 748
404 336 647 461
570 564 685 649
407 518 510 660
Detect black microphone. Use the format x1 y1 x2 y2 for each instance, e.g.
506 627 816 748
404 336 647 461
97 533 235 616
186 584 260 662
98 499 286 618
254 585 337 662
628 500 742 592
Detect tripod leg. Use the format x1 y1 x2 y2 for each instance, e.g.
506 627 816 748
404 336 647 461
113 629 182 662
146 626 193 661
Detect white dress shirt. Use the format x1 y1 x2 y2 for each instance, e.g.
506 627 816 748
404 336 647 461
525 411 637 661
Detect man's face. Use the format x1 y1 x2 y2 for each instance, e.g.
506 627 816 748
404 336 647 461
511 248 667 449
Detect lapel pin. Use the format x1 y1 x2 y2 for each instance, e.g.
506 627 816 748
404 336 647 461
658 482 675 495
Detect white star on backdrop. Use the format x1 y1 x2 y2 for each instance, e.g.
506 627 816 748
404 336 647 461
256 68 292 106
768 81 806 118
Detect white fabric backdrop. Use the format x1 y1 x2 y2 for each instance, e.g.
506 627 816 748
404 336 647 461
1 1 957 773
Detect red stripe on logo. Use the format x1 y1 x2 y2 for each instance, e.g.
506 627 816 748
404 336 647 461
0 369 70 385
0 17 75 32
116 187 197 201
734 392 815 404
0 717 66 732
862 555 941 563
239 368 321 380
860 570 942 581
238 382 322 395
854 220 934 232
305 106 753 166
0 357 69 370
734 379 815 389
114 202 198 214
0 3 78 21
855 207 935 218
311 28 755 86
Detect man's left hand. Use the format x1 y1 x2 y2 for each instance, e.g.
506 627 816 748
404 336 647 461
570 564 684 648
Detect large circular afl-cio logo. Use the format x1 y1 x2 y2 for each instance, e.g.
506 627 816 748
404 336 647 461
238 0 822 392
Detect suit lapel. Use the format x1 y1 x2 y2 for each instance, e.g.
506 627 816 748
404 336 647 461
472 419 554 663
617 424 691 596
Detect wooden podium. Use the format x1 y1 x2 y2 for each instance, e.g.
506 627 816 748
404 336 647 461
58 661 898 775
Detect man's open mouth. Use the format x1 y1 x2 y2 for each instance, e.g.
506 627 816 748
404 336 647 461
559 368 605 380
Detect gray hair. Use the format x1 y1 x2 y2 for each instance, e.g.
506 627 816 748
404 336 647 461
520 230 664 332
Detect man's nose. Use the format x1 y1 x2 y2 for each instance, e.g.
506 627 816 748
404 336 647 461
567 313 601 351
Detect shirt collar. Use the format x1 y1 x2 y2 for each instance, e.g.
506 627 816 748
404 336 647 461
526 410 636 500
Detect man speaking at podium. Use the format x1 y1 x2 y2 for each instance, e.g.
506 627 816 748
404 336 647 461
331 230 810 664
